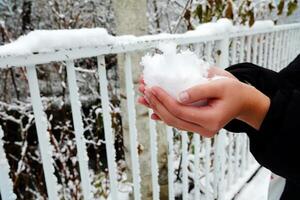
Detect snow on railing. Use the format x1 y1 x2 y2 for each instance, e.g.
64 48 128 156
0 20 300 200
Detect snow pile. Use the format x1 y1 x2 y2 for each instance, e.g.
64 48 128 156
251 20 274 30
0 19 277 58
0 28 118 56
232 20 275 32
141 42 210 100
191 18 233 35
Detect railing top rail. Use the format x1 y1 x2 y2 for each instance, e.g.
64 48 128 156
0 21 300 68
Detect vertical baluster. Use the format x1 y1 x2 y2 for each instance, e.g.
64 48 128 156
263 33 269 68
298 30 300 55
274 31 281 71
205 42 212 63
281 30 286 69
166 126 175 200
231 38 237 65
246 136 251 167
0 126 16 200
287 30 293 64
281 31 287 69
204 138 211 200
193 134 201 199
218 130 226 200
97 56 118 200
213 135 219 199
286 30 292 65
280 30 284 68
26 65 58 200
239 37 245 63
213 131 226 200
182 132 189 200
273 31 278 70
286 30 292 63
233 135 239 181
66 60 92 200
283 30 289 66
252 35 258 64
268 32 275 69
258 34 264 66
246 36 252 63
277 31 283 69
241 134 247 176
227 132 234 189
294 30 298 57
195 43 201 57
214 38 229 199
298 29 300 55
124 53 141 200
294 30 299 58
203 41 213 200
149 110 160 200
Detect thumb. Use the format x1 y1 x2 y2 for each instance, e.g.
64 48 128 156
177 80 222 104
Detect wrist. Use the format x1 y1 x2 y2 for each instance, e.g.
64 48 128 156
238 83 270 130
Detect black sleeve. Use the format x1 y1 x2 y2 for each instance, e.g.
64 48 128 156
224 55 300 185
224 62 280 133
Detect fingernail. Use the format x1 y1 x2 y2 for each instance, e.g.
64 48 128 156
178 91 189 103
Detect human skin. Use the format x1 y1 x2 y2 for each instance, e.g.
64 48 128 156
138 67 270 137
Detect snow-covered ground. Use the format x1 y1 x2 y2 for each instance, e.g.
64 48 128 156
235 168 271 200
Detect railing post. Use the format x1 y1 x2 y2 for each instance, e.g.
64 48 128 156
97 56 119 200
216 37 229 69
65 60 92 200
26 65 59 200
215 37 229 200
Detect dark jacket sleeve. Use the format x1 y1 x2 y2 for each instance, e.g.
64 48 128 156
224 54 300 188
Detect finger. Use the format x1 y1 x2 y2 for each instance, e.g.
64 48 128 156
145 89 215 137
177 80 224 104
139 75 145 84
207 66 219 78
150 86 217 130
138 96 150 108
208 67 237 80
151 113 161 121
138 84 145 94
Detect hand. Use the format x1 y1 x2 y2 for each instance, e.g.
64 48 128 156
138 67 235 109
139 77 270 137
207 66 237 80
137 67 238 128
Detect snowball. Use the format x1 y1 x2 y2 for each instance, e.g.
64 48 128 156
141 42 210 100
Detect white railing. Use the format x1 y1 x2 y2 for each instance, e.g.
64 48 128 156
0 22 300 200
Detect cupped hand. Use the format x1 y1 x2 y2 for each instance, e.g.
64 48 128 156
138 69 270 137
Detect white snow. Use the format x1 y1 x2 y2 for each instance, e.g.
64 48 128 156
235 167 271 200
141 42 210 100
251 20 274 30
0 20 4 27
189 18 233 36
232 20 275 32
0 28 133 56
0 19 279 58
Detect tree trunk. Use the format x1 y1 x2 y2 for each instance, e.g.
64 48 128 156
21 0 33 32
112 1 169 199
